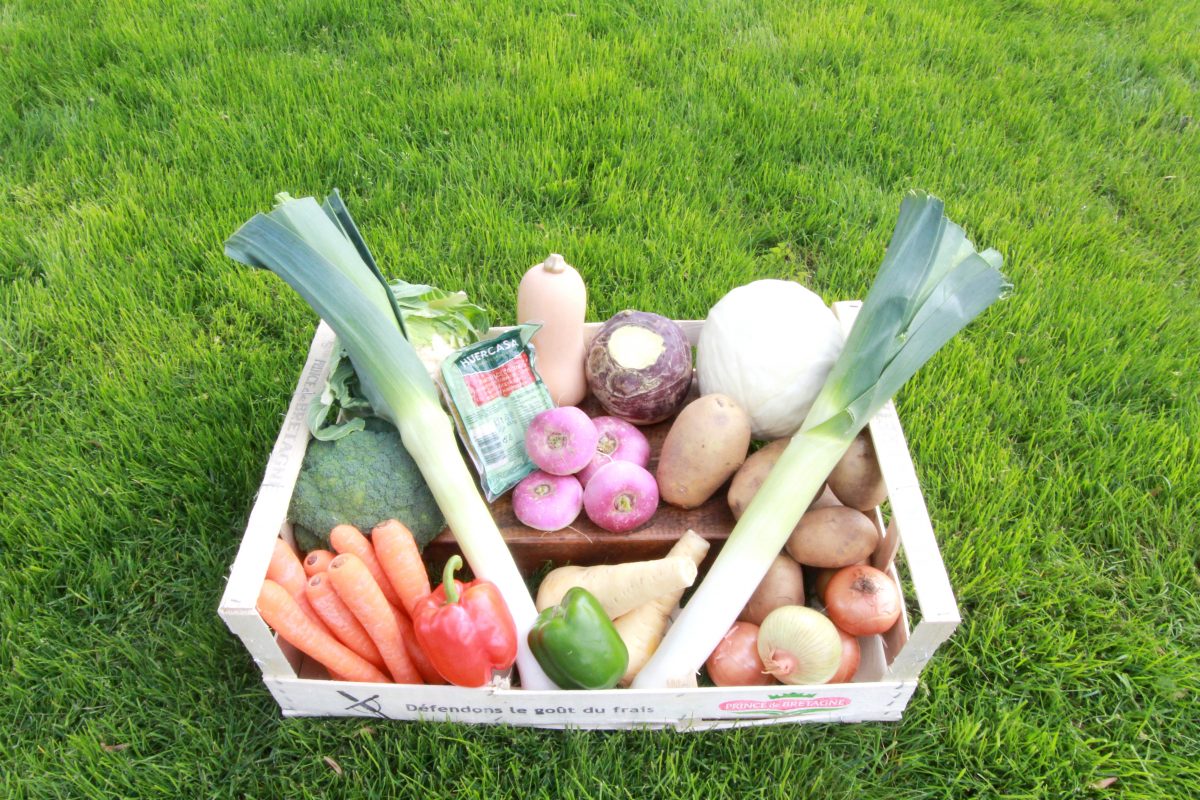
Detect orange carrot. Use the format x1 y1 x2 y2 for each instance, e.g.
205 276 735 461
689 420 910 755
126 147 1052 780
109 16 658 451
256 579 389 684
268 537 327 629
371 520 431 616
330 524 404 609
306 573 387 671
327 553 423 684
303 549 335 577
393 605 447 685
268 537 308 595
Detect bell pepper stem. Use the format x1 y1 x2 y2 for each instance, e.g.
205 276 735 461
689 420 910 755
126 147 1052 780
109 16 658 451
442 555 463 604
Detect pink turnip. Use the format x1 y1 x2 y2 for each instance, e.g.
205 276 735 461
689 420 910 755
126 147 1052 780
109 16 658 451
525 407 599 476
583 461 659 533
512 471 583 531
576 416 652 487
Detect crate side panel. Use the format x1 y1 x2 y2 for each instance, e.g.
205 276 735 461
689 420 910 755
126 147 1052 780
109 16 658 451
884 619 960 682
490 320 705 349
871 412 960 625
222 609 297 679
262 678 915 728
219 322 336 615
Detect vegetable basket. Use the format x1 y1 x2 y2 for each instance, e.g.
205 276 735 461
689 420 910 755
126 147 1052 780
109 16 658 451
218 302 962 730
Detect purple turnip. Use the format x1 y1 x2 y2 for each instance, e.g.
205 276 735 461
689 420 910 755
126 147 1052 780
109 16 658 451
583 461 660 533
525 407 599 476
576 416 652 487
585 310 692 425
512 471 583 531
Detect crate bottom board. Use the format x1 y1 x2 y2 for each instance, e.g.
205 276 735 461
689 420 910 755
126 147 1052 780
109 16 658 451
422 513 733 575
262 676 916 729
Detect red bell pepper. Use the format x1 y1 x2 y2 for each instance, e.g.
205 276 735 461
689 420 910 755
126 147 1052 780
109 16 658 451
411 555 519 687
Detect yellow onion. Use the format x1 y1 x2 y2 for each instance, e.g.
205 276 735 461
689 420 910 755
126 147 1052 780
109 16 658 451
757 606 842 685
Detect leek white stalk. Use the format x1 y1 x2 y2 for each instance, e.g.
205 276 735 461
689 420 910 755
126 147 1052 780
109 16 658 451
225 192 553 689
633 191 1009 688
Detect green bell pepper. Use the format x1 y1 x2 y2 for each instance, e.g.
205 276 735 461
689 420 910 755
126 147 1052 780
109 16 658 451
527 587 629 690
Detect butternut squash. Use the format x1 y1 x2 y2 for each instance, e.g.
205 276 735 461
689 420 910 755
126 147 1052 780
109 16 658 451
517 253 588 406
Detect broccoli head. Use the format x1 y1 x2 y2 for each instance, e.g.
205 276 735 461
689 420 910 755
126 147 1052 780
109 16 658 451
288 418 446 553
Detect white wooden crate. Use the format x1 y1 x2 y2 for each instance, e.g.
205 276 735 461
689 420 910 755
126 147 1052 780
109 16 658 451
218 302 961 730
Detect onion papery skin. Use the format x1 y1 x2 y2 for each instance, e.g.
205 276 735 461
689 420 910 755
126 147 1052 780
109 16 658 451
756 605 841 685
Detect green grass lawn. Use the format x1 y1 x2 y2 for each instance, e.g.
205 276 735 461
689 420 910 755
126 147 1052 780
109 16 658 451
3 0 1198 796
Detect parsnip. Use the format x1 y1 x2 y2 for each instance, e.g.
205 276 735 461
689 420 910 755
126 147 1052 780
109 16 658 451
613 531 710 686
535 553 699 620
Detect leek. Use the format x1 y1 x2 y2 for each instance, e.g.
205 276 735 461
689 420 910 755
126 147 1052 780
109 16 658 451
225 191 554 690
632 191 1010 688
307 281 491 442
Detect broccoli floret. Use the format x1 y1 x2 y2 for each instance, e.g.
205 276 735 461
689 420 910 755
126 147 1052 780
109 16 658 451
288 418 446 552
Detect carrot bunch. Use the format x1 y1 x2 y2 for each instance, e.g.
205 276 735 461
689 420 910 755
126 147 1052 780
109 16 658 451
256 520 441 684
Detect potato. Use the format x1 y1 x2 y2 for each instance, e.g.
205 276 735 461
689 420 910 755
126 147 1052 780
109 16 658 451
808 484 843 511
726 439 787 519
657 394 752 509
727 439 829 519
827 431 887 511
785 506 880 568
738 553 805 625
